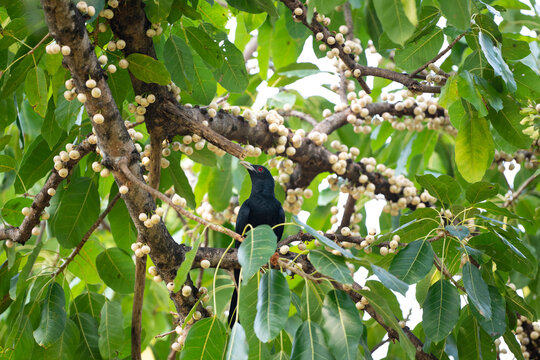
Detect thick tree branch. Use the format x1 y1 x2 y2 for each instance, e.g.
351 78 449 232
131 253 147 360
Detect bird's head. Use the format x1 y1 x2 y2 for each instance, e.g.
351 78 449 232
240 161 275 194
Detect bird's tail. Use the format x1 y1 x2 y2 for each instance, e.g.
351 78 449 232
227 268 240 327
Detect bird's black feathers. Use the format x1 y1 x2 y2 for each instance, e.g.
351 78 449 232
228 162 285 327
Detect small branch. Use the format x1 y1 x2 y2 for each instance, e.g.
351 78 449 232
433 253 465 292
410 32 467 77
155 328 177 339
338 194 356 230
504 173 539 208
371 337 390 353
131 252 147 360
279 109 319 127
148 134 163 192
53 192 121 277
243 37 258 62
119 161 243 243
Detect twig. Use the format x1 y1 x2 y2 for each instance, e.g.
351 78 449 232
504 173 539 208
53 192 121 277
410 32 467 77
155 328 177 339
243 37 258 62
338 194 356 230
119 161 243 242
371 337 390 353
148 134 163 192
196 229 209 288
433 253 465 292
279 109 319 127
131 252 147 360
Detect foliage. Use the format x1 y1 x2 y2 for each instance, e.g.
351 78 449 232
0 0 539 359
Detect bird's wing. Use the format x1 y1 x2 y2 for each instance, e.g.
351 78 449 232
235 201 251 237
274 204 285 241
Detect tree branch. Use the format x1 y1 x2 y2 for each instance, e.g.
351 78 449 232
410 32 467 78
131 251 147 360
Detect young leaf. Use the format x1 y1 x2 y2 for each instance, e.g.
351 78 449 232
33 282 67 347
98 301 124 359
320 290 364 360
422 280 460 342
455 116 494 183
254 270 290 342
389 240 434 284
238 225 277 284
181 317 227 360
462 262 492 319
126 53 171 85
308 250 354 284
96 248 135 294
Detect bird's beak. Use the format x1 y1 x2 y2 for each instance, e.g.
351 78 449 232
240 161 255 172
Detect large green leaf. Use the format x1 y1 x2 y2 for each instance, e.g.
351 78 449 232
254 270 290 342
238 225 277 284
15 242 43 299
72 312 102 360
43 318 79 360
468 232 530 274
457 310 497 360
107 188 136 252
513 62 540 100
51 177 100 248
98 300 124 359
416 174 461 205
470 286 506 338
462 262 491 319
185 26 223 68
54 95 82 132
308 250 354 284
226 0 278 17
466 182 499 204
371 265 409 296
301 280 324 322
173 232 204 293
487 97 531 149
95 248 135 294
0 154 16 173
14 135 67 194
389 240 434 284
190 53 217 104
320 290 363 360
164 35 194 90
41 99 64 149
225 323 248 360
144 0 173 23
25 66 48 117
438 0 471 30
373 0 416 46
422 280 460 342
505 288 536 321
455 115 493 183
126 53 171 85
1 197 33 226
107 68 131 107
167 152 196 209
214 40 248 93
208 156 233 211
457 71 487 116
180 317 227 360
395 27 444 72
33 282 67 347
69 291 106 320
1 50 43 99
503 329 526 360
478 32 516 92
290 320 333 360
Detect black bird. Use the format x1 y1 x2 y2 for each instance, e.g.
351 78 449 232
228 161 285 327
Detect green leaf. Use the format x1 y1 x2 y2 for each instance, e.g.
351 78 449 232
457 71 487 116
513 62 540 100
54 95 82 132
1 197 33 226
95 248 135 294
468 232 530 275
474 201 523 219
320 290 363 360
505 288 536 321
226 0 278 17
478 32 516 92
503 329 526 360
238 225 277 284
395 27 444 72
373 0 416 46
225 323 248 360
1 50 43 99
267 63 321 87
164 35 194 90
389 240 434 284
462 262 491 318
108 188 137 252
416 174 461 205
445 225 470 240
466 182 499 204
214 40 248 93
43 318 79 360
69 291 106 320
470 286 506 338
98 300 124 359
167 151 196 209
293 215 354 258
107 68 131 107
72 312 102 360
144 0 173 23
25 66 48 117
15 242 43 299
371 265 409 296
254 269 290 342
126 53 171 85
208 157 233 211
487 97 531 149
185 26 223 68
33 282 67 347
14 135 67 194
422 280 460 342
41 99 64 149
301 280 325 322
438 0 471 30
51 177 100 248
180 317 227 360
189 53 217 104
173 232 204 292
290 320 333 360
455 115 494 183
309 250 354 284
457 310 497 360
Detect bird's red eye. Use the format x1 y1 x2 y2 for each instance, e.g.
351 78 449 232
257 167 263 172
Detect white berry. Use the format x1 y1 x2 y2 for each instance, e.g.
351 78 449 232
119 185 129 194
